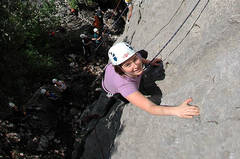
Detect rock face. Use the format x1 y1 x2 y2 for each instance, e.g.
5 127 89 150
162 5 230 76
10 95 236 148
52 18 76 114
111 0 240 158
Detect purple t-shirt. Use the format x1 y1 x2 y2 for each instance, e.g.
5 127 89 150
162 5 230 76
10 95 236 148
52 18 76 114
102 64 142 98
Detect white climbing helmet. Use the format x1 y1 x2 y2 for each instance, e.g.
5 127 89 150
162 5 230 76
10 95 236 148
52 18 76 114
93 28 98 32
40 88 47 94
9 102 15 107
108 42 136 65
52 78 58 84
69 62 75 67
80 34 86 38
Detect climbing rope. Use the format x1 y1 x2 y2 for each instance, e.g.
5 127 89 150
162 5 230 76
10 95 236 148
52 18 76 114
145 0 202 69
113 0 122 17
144 0 185 48
162 0 209 61
95 5 129 51
97 0 122 32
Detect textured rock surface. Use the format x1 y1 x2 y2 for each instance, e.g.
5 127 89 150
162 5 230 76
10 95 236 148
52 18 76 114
112 0 240 158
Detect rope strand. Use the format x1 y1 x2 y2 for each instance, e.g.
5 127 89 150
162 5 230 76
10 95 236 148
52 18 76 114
145 0 202 69
162 0 209 61
95 6 129 51
144 0 185 49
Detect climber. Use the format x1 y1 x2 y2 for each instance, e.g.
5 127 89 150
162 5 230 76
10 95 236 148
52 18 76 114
80 34 93 57
40 88 57 100
89 42 200 122
96 6 104 19
124 0 133 23
95 6 104 28
93 15 101 30
52 78 67 92
70 7 78 17
92 28 102 48
9 102 18 111
8 102 26 116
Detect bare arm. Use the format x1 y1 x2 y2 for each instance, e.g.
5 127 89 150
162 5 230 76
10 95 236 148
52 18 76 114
125 91 200 118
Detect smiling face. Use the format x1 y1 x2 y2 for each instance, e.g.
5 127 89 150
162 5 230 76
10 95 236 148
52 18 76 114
120 54 143 77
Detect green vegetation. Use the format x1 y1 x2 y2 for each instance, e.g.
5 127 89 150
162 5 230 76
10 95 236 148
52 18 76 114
68 0 78 9
0 0 61 104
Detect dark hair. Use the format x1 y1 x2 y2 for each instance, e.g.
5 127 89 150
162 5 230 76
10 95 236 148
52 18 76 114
114 65 125 76
136 49 148 59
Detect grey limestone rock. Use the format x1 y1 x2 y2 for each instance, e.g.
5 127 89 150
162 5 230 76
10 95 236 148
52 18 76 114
111 0 240 158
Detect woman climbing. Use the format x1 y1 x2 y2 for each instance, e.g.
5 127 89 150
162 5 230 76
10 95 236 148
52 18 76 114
87 42 200 123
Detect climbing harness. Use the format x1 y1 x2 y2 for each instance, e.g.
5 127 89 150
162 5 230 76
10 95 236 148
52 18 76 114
145 0 204 69
162 0 209 61
144 0 185 48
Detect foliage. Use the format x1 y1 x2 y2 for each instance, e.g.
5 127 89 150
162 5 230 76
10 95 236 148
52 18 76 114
24 44 55 68
1 0 59 48
84 0 98 8
68 0 78 9
0 0 61 104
